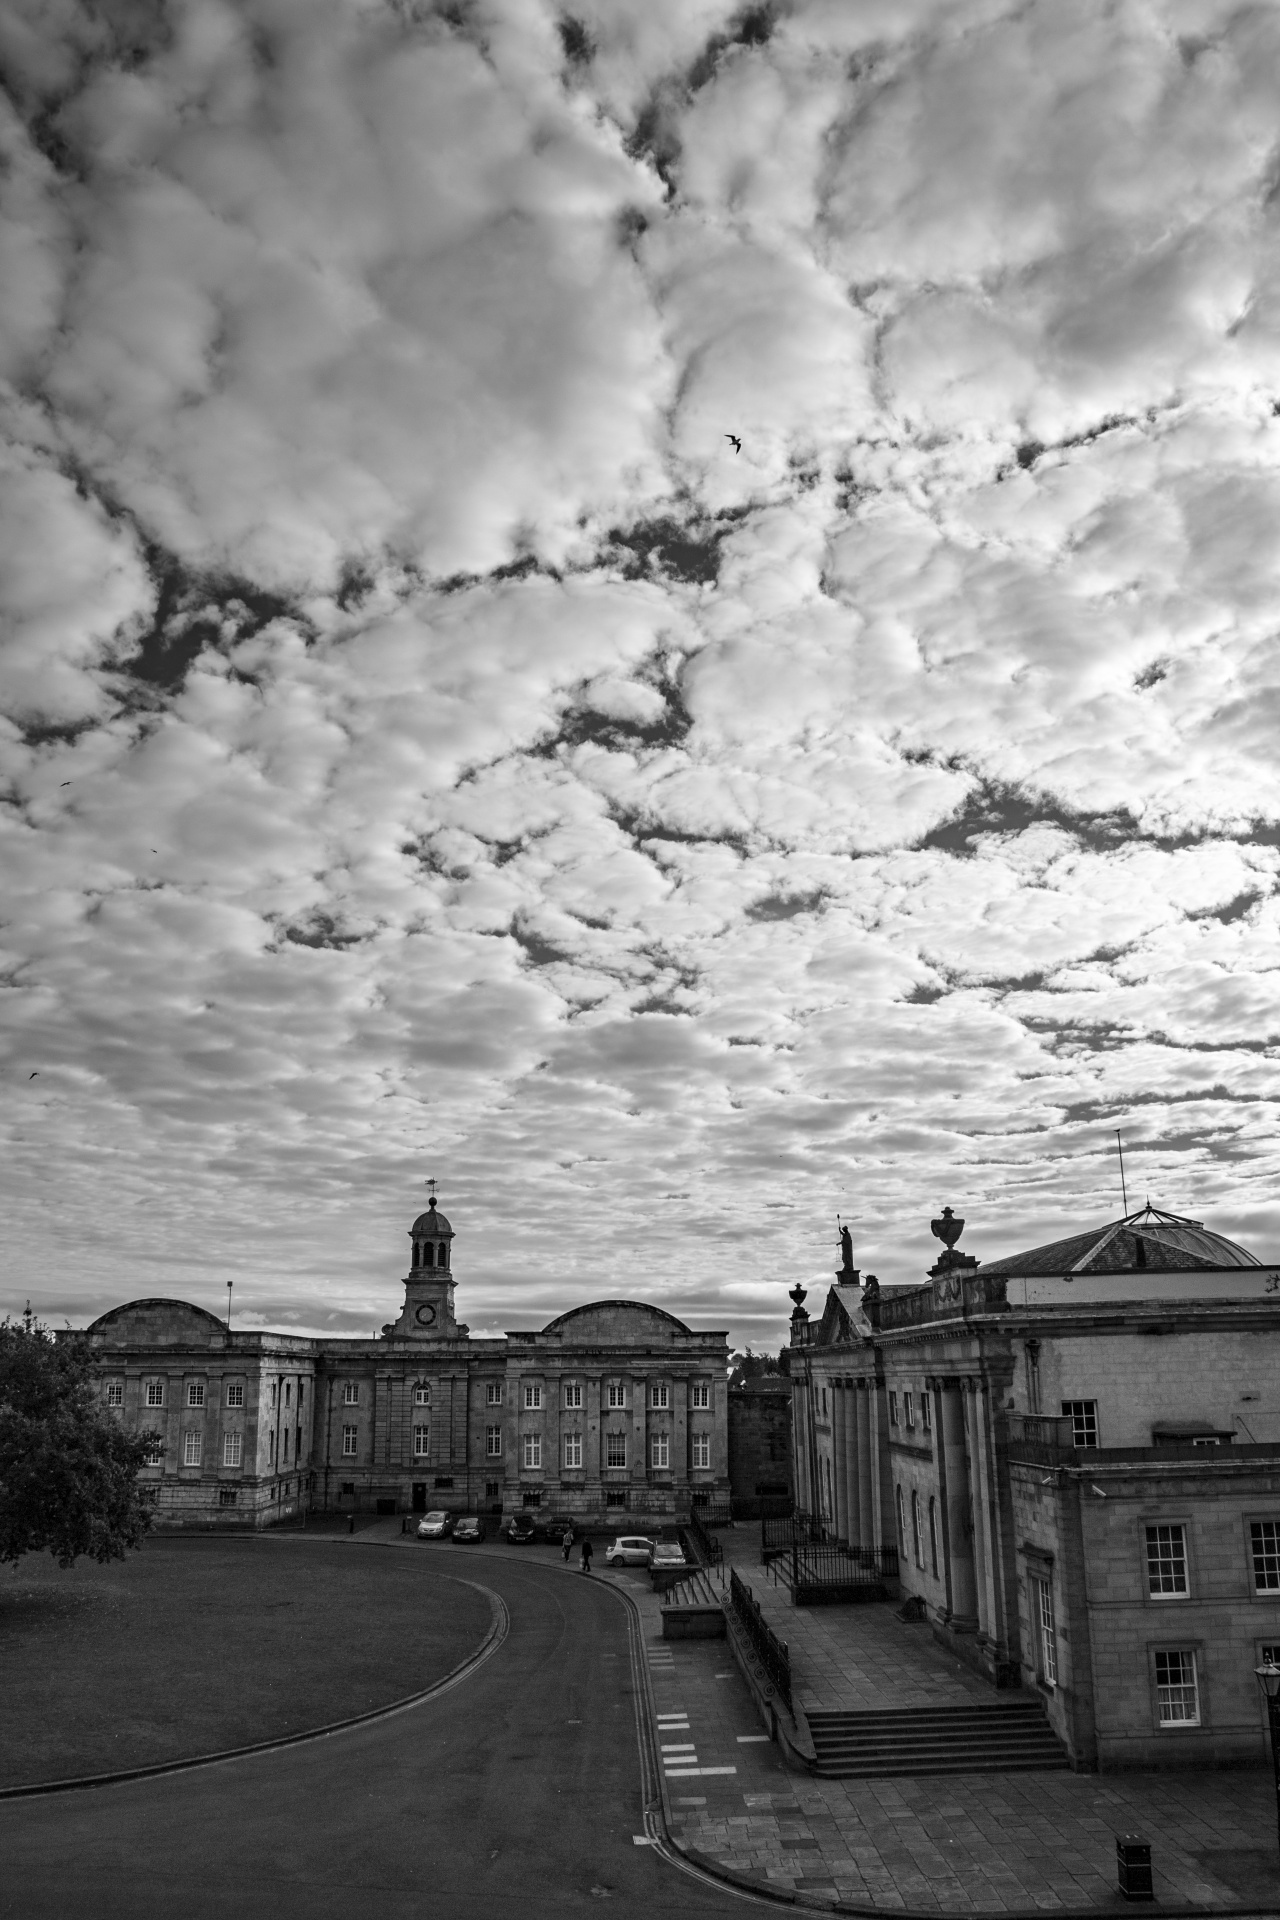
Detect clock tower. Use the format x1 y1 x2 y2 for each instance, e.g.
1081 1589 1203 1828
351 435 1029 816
381 1195 467 1340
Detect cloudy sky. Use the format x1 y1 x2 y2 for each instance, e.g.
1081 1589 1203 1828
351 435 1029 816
5 0 1280 1349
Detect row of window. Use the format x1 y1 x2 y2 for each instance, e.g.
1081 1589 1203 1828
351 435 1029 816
887 1389 933 1434
896 1485 941 1577
123 1379 299 1411
520 1381 710 1411
146 1433 244 1467
333 1380 713 1410
1145 1520 1280 1597
894 1496 1280 1602
338 1425 714 1468
129 1375 713 1420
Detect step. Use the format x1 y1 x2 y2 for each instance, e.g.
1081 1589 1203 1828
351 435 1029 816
812 1742 1069 1760
813 1753 1072 1778
805 1697 1070 1778
807 1701 1049 1724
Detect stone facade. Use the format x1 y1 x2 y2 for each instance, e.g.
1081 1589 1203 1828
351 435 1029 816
82 1198 730 1532
789 1205 1280 1772
727 1376 793 1515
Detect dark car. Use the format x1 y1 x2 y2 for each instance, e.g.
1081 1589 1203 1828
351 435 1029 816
505 1513 537 1543
452 1515 484 1543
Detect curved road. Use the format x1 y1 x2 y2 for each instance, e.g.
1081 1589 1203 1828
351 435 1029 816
1 1550 761 1918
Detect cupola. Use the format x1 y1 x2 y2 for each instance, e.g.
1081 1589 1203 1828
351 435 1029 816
409 1196 454 1272
381 1192 466 1341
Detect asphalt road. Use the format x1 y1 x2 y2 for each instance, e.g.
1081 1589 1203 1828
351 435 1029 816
0 1548 757 1919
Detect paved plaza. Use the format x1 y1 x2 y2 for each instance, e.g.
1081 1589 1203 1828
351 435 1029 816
606 1525 1280 1914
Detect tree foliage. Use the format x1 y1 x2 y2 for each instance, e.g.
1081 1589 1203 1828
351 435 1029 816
728 1345 790 1388
0 1307 159 1569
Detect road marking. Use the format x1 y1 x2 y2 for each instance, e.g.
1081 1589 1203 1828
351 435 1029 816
714 1671 734 1678
664 1765 737 1777
736 1733 770 1742
632 1836 656 1846
661 1744 696 1753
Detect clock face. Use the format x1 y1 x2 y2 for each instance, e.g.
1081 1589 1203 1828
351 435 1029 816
415 1302 437 1327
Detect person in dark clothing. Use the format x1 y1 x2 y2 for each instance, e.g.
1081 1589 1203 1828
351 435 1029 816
580 1537 593 1572
562 1527 573 1563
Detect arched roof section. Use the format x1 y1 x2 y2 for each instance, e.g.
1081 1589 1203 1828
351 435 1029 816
539 1300 694 1341
85 1299 229 1342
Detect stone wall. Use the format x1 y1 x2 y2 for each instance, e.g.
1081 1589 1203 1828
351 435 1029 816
728 1381 793 1513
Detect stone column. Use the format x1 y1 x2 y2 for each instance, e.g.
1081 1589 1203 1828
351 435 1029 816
939 1381 978 1627
843 1377 862 1549
963 1383 992 1639
968 1380 1008 1658
792 1379 811 1514
856 1381 875 1550
832 1382 850 1542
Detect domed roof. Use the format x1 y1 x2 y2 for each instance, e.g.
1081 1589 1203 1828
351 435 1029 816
979 1203 1262 1277
410 1197 453 1236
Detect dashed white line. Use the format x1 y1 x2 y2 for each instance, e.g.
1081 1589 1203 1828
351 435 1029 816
736 1733 770 1742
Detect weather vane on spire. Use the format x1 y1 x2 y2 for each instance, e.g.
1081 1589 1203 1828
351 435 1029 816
425 1176 437 1198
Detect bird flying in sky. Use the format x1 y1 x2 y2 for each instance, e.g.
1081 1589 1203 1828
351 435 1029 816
725 433 742 453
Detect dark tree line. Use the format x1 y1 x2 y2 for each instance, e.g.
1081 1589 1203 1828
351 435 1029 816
727 1345 790 1388
0 1308 160 1569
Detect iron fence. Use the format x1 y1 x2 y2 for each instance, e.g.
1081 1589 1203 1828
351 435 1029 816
761 1510 829 1561
790 1540 898 1605
762 1514 898 1601
685 1505 723 1570
729 1568 792 1712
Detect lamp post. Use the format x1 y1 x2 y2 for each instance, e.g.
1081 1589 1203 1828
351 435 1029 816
1255 1660 1280 1851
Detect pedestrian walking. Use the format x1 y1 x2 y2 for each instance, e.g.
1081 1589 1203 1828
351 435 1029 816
562 1527 573 1563
580 1537 593 1573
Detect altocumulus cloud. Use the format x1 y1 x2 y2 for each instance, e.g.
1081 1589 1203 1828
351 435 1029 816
3 0 1280 1347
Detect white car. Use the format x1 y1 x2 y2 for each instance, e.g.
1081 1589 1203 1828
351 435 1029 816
417 1510 452 1539
605 1535 655 1566
649 1541 686 1569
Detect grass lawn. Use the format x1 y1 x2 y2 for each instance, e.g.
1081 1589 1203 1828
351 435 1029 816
0 1533 493 1788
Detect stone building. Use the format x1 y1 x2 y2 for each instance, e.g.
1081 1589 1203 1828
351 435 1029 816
727 1375 793 1517
83 1194 730 1531
789 1204 1280 1771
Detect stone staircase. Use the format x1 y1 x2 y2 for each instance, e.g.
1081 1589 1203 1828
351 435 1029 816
806 1697 1071 1779
662 1566 723 1608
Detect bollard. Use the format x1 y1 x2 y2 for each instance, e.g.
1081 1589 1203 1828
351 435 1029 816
1117 1835 1153 1900
348 1515 355 1535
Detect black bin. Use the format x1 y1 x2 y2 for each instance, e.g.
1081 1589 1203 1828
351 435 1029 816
1117 1835 1153 1900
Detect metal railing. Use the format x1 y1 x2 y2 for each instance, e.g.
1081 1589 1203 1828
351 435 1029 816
690 1491 733 1526
729 1569 792 1712
762 1510 828 1560
789 1540 897 1605
685 1505 723 1570
763 1515 899 1602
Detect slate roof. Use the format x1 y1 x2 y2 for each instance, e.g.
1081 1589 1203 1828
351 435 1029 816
978 1204 1262 1277
411 1202 453 1235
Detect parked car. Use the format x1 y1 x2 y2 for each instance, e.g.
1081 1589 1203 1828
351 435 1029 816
540 1514 575 1543
649 1541 686 1570
417 1510 453 1539
451 1515 484 1543
505 1513 537 1543
605 1535 655 1566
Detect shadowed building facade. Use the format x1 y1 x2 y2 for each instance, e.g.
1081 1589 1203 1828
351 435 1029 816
790 1205 1280 1771
83 1195 730 1532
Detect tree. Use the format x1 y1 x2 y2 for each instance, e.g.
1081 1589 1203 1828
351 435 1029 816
728 1346 791 1388
0 1307 160 1569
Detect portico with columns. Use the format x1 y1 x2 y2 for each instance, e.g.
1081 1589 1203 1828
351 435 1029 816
789 1201 1280 1769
